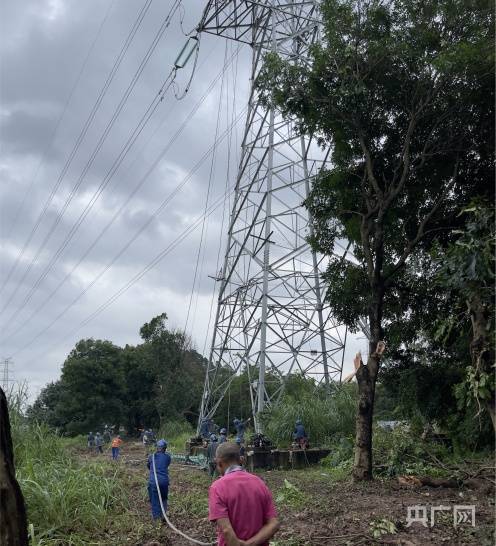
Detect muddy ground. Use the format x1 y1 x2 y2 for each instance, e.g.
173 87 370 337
78 442 494 546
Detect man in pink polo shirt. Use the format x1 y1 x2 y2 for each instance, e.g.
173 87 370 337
208 442 279 546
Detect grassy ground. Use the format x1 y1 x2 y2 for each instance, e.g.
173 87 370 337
14 425 494 546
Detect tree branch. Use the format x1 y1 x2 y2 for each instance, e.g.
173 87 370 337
385 158 460 282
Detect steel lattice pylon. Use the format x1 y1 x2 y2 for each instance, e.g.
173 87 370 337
198 1 347 433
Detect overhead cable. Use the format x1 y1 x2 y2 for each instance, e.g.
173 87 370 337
0 1 182 319
0 0 153 296
10 107 246 359
4 44 240 342
3 0 117 244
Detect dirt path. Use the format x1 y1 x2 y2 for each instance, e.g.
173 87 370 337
77 441 494 546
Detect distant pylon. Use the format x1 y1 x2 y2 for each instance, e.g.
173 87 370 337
198 1 347 433
1 357 13 391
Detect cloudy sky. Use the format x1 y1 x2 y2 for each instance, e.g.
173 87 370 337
0 0 364 400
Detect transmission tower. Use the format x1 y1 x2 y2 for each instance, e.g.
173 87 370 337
1 357 13 391
198 1 347 433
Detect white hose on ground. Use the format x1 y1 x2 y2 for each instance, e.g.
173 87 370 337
152 452 216 546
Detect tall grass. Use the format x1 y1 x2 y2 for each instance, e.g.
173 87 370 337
158 419 195 453
9 389 128 545
262 384 357 447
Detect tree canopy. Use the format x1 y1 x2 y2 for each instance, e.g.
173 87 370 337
257 0 494 478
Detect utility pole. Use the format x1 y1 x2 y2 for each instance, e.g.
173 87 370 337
197 1 347 434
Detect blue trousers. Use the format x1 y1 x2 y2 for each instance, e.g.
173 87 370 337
112 447 120 460
148 482 168 519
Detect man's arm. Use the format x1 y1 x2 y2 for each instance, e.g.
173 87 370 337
215 518 243 546
243 517 280 545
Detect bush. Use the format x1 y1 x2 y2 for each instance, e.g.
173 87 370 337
261 384 357 447
158 419 194 452
372 425 455 477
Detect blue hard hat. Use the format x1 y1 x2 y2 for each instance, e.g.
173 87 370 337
156 439 167 449
220 428 227 434
235 437 241 444
233 418 240 424
296 419 302 425
210 434 218 441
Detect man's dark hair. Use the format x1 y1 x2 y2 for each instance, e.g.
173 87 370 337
215 442 240 463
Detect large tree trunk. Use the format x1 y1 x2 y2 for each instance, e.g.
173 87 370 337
468 294 495 431
353 363 377 480
353 289 383 481
0 387 29 546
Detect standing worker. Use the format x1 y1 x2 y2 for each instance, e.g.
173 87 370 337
87 431 95 451
95 432 104 454
103 427 111 444
200 418 210 439
147 439 171 520
219 428 227 444
207 434 219 478
209 442 279 545
232 417 251 442
111 435 123 460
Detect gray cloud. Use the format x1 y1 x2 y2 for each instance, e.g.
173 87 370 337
1 0 364 402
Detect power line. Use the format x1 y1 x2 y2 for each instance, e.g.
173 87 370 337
1 69 176 334
0 0 153 297
10 107 246 360
183 41 228 338
16 181 238 365
0 1 182 320
4 44 239 343
3 0 116 244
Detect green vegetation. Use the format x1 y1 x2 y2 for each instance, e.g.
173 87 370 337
257 0 494 478
262 383 356 447
10 391 128 545
28 313 207 435
274 479 308 510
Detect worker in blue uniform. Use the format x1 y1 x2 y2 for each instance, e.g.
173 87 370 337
199 418 210 439
233 417 251 442
147 439 171 520
293 419 308 448
219 428 227 443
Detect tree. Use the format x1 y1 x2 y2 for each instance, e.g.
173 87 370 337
139 313 206 426
26 381 65 428
257 0 494 478
434 204 495 428
56 339 124 435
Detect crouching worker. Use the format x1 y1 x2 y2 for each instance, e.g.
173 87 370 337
209 442 279 545
147 439 171 520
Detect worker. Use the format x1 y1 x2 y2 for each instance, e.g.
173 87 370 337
209 442 279 545
232 417 251 442
200 418 210 439
147 439 171 520
207 434 219 478
87 431 95 450
235 437 245 460
111 435 123 460
95 432 104 454
103 427 111 444
293 419 308 449
219 428 227 444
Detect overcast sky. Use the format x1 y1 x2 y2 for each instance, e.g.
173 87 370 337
0 0 365 400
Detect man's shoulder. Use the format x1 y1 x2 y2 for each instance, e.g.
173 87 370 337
213 470 268 489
